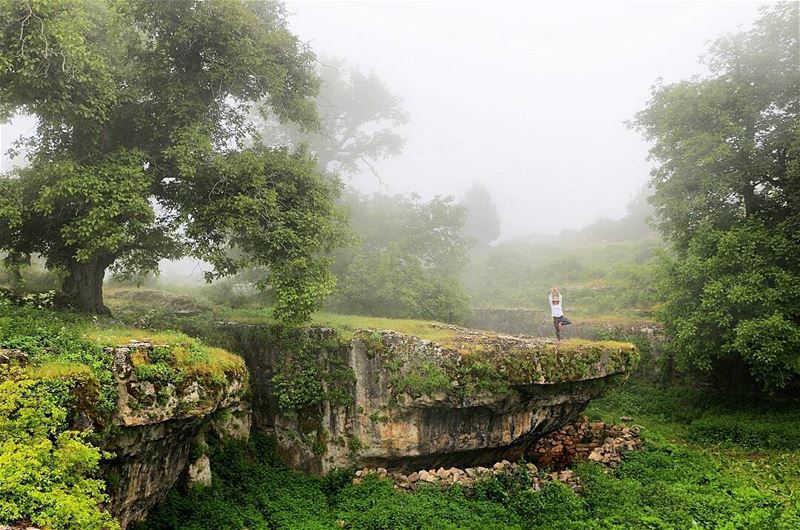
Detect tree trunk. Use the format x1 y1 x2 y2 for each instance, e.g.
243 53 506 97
6 252 31 291
60 257 112 315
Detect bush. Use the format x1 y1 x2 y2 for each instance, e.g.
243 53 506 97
0 368 118 530
333 248 470 324
687 415 800 450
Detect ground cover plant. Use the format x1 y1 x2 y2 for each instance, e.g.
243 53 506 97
0 297 119 529
139 397 800 530
0 294 246 529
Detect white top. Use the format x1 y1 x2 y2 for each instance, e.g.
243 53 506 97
549 293 563 317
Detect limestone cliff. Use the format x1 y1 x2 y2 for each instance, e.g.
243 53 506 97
218 323 637 474
99 340 249 529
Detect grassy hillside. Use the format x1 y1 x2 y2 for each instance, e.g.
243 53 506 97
463 237 664 320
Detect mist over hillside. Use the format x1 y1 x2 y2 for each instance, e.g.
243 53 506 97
0 2 797 529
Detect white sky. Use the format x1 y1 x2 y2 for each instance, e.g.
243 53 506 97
285 0 767 238
1 0 768 240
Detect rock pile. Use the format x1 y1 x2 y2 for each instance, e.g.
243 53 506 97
527 417 642 469
353 461 584 492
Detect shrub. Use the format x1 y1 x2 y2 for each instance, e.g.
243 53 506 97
0 369 118 529
687 415 800 450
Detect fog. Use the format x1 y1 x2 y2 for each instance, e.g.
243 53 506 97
1 1 766 241
285 0 765 239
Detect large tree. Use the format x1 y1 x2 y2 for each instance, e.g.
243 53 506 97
0 0 346 321
633 2 800 391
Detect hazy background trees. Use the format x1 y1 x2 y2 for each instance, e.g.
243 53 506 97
326 192 472 323
461 182 501 247
253 57 408 178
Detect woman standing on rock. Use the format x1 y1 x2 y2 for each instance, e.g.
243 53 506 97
549 288 571 340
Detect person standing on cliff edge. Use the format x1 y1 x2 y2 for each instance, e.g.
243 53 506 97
549 287 571 340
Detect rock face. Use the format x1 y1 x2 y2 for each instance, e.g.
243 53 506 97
223 324 637 474
100 342 249 529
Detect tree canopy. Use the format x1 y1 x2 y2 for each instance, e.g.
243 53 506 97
634 2 800 391
254 57 408 178
0 0 347 322
327 192 472 323
461 182 501 247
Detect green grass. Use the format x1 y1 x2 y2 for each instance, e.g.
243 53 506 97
312 312 459 342
585 379 800 505
139 424 799 530
84 326 245 382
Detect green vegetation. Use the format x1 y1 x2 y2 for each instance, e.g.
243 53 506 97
313 312 459 343
266 327 354 412
0 368 119 530
585 383 800 526
0 298 118 529
633 3 799 392
139 384 800 530
87 327 245 388
137 317 797 530
0 295 246 528
103 286 463 344
103 288 639 402
464 237 663 320
461 182 501 247
327 192 473 324
0 0 346 321
1 1 798 528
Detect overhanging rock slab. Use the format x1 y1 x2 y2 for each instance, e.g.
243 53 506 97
227 323 638 474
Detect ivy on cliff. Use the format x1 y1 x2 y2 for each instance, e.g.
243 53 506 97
264 326 355 412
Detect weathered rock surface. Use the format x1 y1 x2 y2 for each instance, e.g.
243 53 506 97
223 323 637 474
100 341 249 529
187 455 212 487
351 418 642 493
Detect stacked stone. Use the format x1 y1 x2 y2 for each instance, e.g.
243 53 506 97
528 416 642 469
0 348 28 365
353 461 556 491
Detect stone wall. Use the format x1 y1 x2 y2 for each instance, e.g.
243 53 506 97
526 417 642 469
